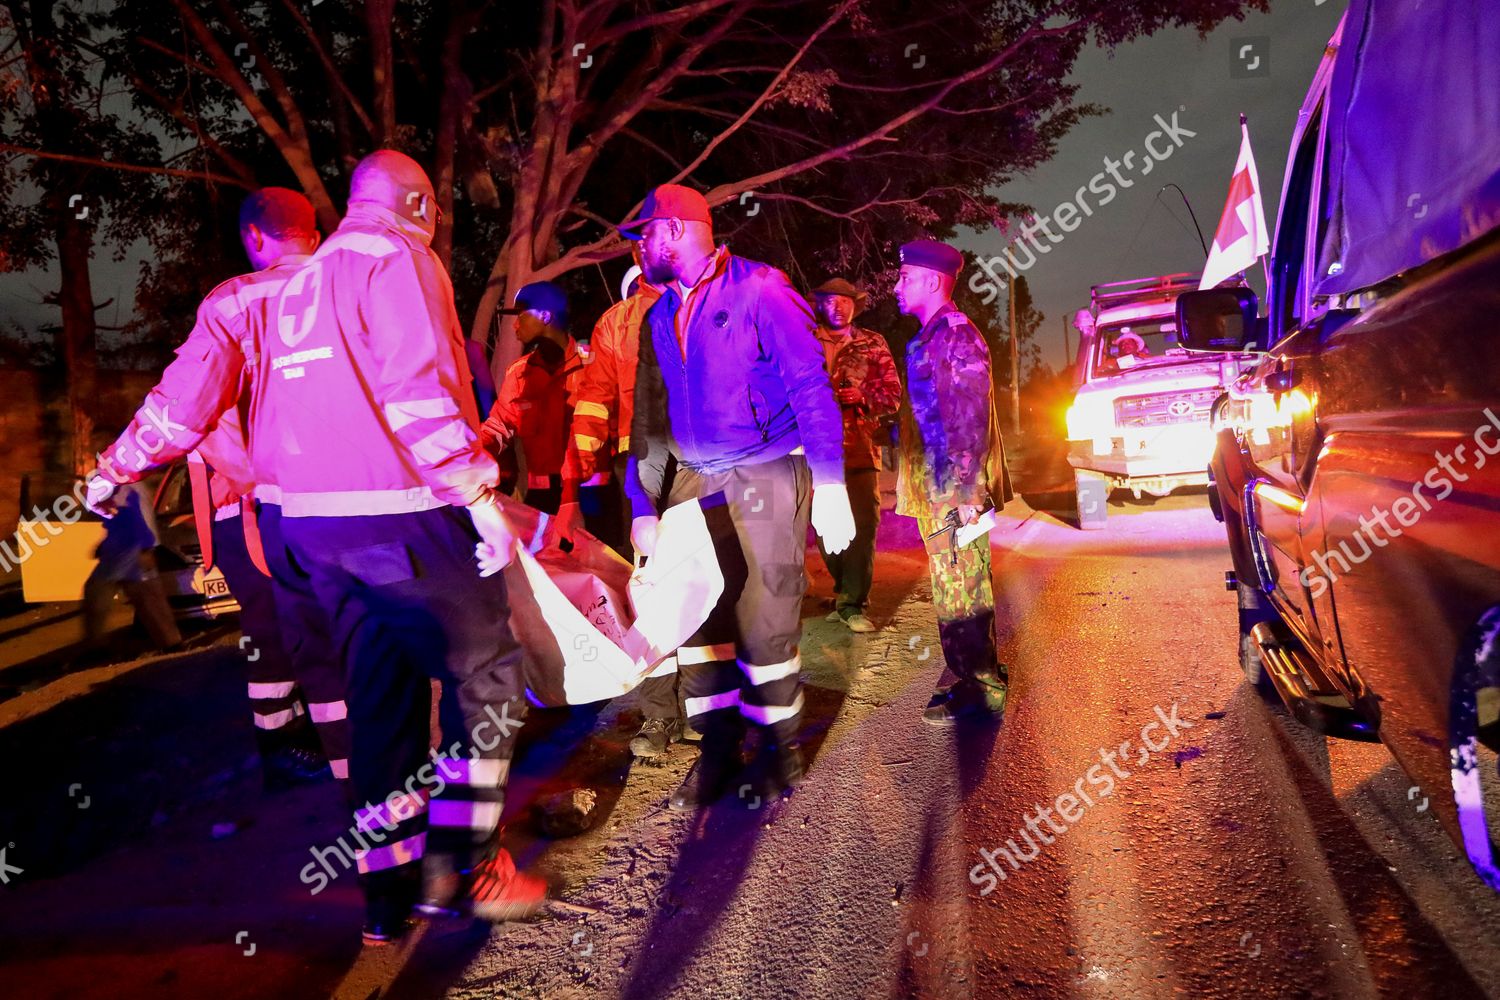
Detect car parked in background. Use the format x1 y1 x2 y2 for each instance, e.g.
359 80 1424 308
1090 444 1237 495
1065 273 1258 527
18 463 238 619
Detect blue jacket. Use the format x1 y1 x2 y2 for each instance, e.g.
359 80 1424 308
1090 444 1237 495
626 248 843 518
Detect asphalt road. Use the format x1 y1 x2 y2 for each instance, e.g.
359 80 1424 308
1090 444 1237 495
2 489 1498 999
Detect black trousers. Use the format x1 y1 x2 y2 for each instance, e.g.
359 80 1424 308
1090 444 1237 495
281 504 526 897
212 513 301 738
816 467 881 614
579 464 628 557
667 453 811 748
251 504 354 778
635 654 682 722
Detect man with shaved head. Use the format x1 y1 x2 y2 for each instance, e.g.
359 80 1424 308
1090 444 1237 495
347 149 441 234
251 149 543 943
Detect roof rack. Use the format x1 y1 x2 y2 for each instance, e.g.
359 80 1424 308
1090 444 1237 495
1090 273 1201 310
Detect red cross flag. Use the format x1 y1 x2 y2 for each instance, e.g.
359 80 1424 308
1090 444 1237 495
1199 115 1270 290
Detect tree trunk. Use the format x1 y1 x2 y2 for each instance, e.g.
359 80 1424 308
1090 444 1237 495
22 0 99 475
51 190 99 476
367 0 397 143
432 6 475 268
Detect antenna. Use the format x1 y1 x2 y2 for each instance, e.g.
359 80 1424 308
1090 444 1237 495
1158 183 1209 259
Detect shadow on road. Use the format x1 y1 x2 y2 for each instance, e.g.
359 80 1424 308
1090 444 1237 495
1269 722 1492 996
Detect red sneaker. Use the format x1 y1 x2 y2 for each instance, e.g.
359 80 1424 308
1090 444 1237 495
465 849 547 922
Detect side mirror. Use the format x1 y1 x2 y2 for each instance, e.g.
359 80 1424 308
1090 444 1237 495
1175 287 1262 352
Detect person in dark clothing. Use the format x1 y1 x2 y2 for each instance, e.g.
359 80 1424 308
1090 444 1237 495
892 239 1012 726
81 482 181 653
811 278 902 633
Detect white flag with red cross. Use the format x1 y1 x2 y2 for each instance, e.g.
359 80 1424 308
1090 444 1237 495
1199 116 1270 290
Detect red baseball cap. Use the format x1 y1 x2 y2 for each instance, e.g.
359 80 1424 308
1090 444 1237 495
618 184 712 239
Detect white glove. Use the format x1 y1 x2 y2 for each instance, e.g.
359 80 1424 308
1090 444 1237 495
630 515 660 563
469 493 517 577
812 483 855 554
84 471 121 519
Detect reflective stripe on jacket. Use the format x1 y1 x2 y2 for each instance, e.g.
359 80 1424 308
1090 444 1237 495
97 262 305 494
250 203 496 517
488 338 586 481
570 285 660 479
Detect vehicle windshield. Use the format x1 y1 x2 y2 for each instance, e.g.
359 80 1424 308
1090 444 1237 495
1091 320 1191 376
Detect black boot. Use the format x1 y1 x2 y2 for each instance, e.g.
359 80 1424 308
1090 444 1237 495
669 719 742 812
417 852 463 918
362 868 420 945
629 717 684 758
763 741 804 798
257 718 332 791
922 669 1008 727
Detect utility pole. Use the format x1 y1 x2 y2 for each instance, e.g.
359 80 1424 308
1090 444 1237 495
1008 280 1021 435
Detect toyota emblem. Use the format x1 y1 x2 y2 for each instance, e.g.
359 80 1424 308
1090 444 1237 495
1168 399 1194 417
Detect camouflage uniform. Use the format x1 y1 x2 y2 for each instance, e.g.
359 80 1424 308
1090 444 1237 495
816 323 901 616
896 303 1012 683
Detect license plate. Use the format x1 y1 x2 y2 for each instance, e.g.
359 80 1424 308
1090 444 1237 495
202 574 231 599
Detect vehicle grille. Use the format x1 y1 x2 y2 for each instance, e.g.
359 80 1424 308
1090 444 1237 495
1114 387 1220 427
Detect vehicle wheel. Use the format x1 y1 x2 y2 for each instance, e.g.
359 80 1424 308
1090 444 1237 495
1237 582 1277 690
1448 606 1500 892
1074 470 1108 530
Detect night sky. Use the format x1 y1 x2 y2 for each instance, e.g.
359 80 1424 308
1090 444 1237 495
971 0 1346 368
0 1 1347 364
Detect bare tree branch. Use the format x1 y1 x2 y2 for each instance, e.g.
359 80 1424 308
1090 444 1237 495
0 143 252 188
133 35 218 81
210 0 321 154
539 3 1083 283
618 126 687 171
756 184 976 220
591 0 741 47
666 0 858 188
274 0 376 137
164 0 339 230
700 9 1084 209
574 0 755 168
645 98 822 146
71 34 260 186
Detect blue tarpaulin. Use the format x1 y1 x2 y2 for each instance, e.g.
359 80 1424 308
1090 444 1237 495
1314 0 1500 296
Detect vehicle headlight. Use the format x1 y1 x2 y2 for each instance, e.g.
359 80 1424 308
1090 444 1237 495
1066 396 1116 441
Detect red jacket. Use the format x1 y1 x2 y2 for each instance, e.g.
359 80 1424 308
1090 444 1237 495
569 285 660 479
250 203 496 516
97 260 312 566
97 262 309 496
486 337 587 488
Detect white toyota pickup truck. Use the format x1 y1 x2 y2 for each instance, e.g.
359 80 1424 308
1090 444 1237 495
1065 273 1258 528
